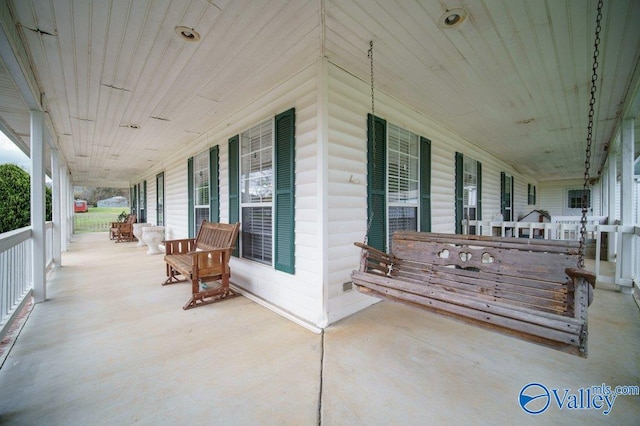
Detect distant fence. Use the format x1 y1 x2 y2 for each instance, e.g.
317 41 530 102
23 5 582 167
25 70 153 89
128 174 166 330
73 214 118 232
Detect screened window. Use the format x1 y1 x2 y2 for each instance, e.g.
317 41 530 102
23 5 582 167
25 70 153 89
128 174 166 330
463 157 478 225
156 172 164 226
387 124 419 249
568 189 591 209
240 119 273 265
528 183 537 205
502 173 513 221
193 150 210 235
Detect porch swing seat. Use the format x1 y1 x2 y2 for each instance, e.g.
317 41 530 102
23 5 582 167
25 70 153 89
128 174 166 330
352 231 596 357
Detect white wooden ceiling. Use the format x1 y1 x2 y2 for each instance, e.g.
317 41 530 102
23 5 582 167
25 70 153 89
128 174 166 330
0 0 639 186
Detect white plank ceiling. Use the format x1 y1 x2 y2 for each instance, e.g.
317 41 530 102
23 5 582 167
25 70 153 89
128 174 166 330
0 0 638 186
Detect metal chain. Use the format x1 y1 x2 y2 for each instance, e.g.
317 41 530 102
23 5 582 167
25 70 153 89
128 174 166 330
578 0 603 269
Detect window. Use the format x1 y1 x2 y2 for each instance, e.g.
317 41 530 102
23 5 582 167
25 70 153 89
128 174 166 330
455 152 482 234
240 119 273 265
367 115 431 252
501 172 514 221
140 181 147 223
387 124 419 249
193 151 210 236
187 146 219 237
528 183 537 205
568 189 591 209
156 172 164 226
229 108 295 273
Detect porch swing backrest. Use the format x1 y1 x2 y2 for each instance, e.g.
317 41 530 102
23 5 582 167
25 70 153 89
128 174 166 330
352 231 596 356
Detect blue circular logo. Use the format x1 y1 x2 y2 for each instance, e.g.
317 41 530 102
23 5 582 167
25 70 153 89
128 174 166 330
519 383 550 415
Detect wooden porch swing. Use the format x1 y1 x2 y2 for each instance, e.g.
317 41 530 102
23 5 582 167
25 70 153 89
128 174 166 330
352 3 603 357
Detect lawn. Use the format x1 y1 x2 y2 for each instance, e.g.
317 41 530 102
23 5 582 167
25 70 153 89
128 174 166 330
74 207 130 233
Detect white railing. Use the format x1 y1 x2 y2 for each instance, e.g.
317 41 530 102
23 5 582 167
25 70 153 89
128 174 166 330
0 226 33 341
0 222 55 341
462 218 639 289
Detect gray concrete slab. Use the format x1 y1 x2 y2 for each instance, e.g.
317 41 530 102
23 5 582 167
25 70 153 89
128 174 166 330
0 233 638 425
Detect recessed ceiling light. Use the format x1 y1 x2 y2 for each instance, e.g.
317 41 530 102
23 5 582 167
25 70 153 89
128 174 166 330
175 26 201 42
438 8 467 29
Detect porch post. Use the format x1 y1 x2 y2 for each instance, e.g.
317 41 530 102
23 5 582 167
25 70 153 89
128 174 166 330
619 118 634 293
607 152 617 262
30 110 46 303
51 148 62 268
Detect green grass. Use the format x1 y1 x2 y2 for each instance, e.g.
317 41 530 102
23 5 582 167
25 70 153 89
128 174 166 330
85 207 130 214
74 207 130 232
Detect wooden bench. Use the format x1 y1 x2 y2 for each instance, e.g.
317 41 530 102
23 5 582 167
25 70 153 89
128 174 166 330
162 221 240 310
352 231 596 357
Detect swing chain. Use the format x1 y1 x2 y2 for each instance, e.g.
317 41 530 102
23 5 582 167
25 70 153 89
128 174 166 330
578 0 603 269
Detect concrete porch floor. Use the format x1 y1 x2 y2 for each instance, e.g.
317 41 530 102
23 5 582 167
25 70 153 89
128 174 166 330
0 233 638 425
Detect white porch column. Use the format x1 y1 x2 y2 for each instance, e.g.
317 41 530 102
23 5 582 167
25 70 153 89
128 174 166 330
30 110 46 303
607 152 617 261
51 148 62 267
619 118 634 293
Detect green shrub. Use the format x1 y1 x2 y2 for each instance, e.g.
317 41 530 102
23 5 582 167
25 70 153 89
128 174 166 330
0 164 52 233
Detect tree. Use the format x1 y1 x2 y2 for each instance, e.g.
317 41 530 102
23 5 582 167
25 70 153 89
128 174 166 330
0 164 52 233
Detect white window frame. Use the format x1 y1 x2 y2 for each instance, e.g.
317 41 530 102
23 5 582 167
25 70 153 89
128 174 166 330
386 123 420 249
193 150 210 235
240 119 274 265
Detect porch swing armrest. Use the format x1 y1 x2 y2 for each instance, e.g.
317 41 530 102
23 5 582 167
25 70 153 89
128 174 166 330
566 268 596 307
354 242 394 275
565 268 596 289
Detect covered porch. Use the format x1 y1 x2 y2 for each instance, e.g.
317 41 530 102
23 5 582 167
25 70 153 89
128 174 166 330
0 232 638 424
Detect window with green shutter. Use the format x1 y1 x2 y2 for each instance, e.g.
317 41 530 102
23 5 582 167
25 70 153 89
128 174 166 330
187 147 220 236
455 152 482 234
156 172 164 226
367 115 431 251
231 108 296 273
501 172 514 221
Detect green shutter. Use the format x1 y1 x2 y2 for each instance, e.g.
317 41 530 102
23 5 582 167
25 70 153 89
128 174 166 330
187 157 194 238
477 161 482 221
209 146 220 223
501 172 506 216
454 152 464 234
228 135 240 257
533 185 537 205
142 180 147 222
156 172 164 226
274 108 295 274
419 136 431 232
129 186 134 214
367 114 387 252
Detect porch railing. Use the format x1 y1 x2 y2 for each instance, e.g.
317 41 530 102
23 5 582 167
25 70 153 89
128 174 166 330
0 223 55 341
462 218 639 289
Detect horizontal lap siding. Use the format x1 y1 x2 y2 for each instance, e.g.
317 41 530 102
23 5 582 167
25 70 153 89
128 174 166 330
326 62 542 323
188 66 322 324
164 158 188 239
129 65 321 326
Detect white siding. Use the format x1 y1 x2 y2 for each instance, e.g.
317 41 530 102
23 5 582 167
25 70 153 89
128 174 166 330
131 63 323 328
540 179 602 218
325 63 541 323
128 60 559 330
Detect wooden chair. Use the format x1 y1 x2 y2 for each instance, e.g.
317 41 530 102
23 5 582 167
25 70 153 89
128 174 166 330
111 214 136 242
